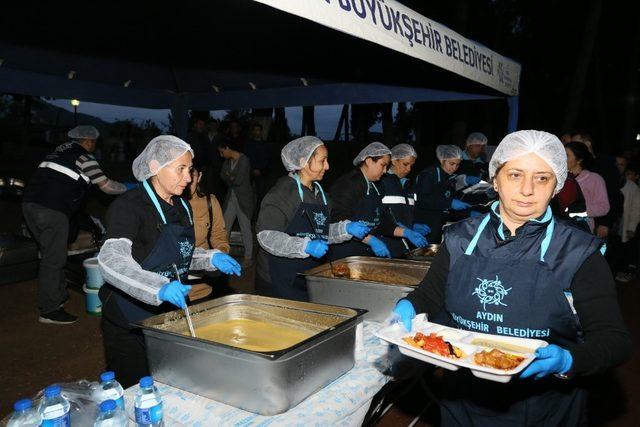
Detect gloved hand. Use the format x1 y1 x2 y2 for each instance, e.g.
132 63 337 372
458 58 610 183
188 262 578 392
520 344 573 380
469 210 483 218
211 252 242 276
412 223 431 236
403 228 428 248
158 280 191 309
451 198 471 211
305 239 329 258
465 175 481 186
366 236 391 258
346 221 371 240
393 300 416 331
123 182 139 190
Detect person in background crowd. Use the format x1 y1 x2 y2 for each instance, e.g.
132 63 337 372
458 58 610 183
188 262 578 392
256 136 369 300
565 141 610 233
616 162 640 282
458 132 489 181
22 125 130 324
226 120 246 153
97 135 240 387
571 131 622 239
245 122 271 207
186 161 230 253
379 143 430 257
201 118 226 200
393 130 631 426
185 161 232 297
186 118 208 164
219 141 255 267
413 145 472 242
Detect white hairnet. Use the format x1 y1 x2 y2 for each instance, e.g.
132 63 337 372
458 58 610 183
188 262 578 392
436 145 463 161
489 130 567 195
391 143 418 160
68 125 99 140
281 136 324 172
132 135 193 182
466 132 488 147
353 142 392 166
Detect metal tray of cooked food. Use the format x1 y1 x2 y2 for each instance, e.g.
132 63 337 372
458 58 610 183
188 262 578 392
406 244 440 261
376 314 548 383
134 294 366 415
302 256 430 322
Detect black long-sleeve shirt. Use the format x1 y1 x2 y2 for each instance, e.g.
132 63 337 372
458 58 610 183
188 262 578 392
405 244 632 376
330 168 396 236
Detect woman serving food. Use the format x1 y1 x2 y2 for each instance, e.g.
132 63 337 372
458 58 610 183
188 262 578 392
392 130 631 426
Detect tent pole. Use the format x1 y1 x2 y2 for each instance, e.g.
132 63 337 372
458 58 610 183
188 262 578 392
172 93 189 139
507 96 519 133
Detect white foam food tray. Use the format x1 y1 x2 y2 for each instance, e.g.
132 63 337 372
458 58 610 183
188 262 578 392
375 314 548 383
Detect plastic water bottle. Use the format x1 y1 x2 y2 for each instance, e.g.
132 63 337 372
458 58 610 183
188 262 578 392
133 376 163 427
94 399 128 427
97 371 125 410
7 398 40 427
38 385 70 427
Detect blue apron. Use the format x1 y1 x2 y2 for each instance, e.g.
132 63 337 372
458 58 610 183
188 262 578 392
100 180 195 329
380 173 415 258
267 175 329 301
414 166 456 243
439 206 585 426
329 175 382 261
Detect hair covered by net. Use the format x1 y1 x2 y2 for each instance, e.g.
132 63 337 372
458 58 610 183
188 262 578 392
353 142 392 166
68 125 100 140
132 135 194 182
391 143 418 160
489 130 567 195
280 136 324 172
436 145 463 161
466 132 488 147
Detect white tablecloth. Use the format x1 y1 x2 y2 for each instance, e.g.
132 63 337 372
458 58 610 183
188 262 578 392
124 321 393 426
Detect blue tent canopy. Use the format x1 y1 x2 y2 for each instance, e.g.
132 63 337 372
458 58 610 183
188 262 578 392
0 1 519 137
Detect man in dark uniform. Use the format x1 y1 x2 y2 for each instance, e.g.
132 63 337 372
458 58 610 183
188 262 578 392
22 125 129 324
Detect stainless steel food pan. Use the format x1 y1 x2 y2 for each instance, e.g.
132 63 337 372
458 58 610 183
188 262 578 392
406 244 441 261
134 294 366 415
302 256 430 321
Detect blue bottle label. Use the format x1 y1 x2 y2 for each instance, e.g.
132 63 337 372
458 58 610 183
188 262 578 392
41 412 70 427
135 402 163 425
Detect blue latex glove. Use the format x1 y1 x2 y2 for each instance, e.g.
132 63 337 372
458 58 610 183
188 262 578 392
393 300 416 331
123 182 139 190
305 240 329 258
412 223 431 236
469 210 483 218
465 175 481 186
451 198 471 211
346 221 371 240
520 345 573 380
403 228 428 248
211 252 242 276
366 236 391 258
158 280 191 309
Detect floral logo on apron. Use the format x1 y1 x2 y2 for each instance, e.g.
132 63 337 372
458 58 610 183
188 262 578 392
472 275 512 310
313 211 327 227
179 240 194 259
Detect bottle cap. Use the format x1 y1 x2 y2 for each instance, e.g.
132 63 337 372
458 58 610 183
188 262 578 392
139 376 154 388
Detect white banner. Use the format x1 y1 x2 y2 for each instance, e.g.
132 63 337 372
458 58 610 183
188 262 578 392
254 0 520 96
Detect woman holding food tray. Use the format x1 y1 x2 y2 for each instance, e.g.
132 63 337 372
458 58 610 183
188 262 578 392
392 130 631 426
255 136 370 301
